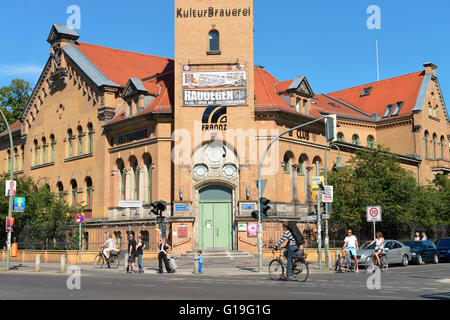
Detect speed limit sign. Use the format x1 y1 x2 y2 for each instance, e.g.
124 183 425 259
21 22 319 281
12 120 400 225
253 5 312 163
366 206 382 222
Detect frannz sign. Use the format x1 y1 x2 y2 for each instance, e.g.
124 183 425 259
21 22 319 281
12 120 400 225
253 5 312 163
118 129 148 144
202 106 227 131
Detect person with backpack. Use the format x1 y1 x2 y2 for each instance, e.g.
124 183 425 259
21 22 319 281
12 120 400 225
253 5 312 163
274 221 304 280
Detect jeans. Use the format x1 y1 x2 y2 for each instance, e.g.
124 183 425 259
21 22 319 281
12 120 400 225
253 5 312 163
137 254 143 270
198 262 202 273
284 245 299 276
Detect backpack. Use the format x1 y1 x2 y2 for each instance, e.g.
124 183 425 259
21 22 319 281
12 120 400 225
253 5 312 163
287 222 305 246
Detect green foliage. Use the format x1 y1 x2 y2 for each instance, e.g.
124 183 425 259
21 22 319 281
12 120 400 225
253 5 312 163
0 173 82 250
0 79 32 131
328 145 449 239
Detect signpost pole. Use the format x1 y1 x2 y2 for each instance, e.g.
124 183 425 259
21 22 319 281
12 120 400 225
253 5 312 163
79 221 81 269
373 221 376 240
316 162 322 270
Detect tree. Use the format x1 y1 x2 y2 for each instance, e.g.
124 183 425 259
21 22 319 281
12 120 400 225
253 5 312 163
327 145 447 240
0 174 80 250
0 79 31 131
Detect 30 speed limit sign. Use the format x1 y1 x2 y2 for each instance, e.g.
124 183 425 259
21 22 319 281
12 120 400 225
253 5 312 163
366 206 382 222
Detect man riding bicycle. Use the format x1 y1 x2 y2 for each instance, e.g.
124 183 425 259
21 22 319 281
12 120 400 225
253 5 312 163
341 228 359 273
274 222 303 280
102 233 116 268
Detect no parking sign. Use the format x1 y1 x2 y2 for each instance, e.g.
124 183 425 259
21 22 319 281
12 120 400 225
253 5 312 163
366 206 382 222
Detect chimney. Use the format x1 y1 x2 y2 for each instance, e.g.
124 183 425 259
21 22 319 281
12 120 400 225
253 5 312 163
423 62 437 76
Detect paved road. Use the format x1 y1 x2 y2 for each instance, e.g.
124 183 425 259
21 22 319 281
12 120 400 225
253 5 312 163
0 263 449 300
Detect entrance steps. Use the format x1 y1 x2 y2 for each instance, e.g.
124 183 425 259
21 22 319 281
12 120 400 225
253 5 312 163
174 250 255 260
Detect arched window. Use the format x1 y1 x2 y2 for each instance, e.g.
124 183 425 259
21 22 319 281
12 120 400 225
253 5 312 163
367 135 375 149
114 231 122 249
41 137 47 164
432 133 437 159
337 132 344 142
87 124 93 154
298 154 308 176
50 135 56 162
424 131 429 158
85 177 93 211
303 100 308 114
140 230 149 251
68 129 73 157
127 101 132 117
70 179 78 209
440 136 445 159
77 126 83 156
143 154 152 203
208 30 220 52
57 182 64 201
283 153 291 174
352 134 359 145
33 140 39 166
130 157 139 200
117 159 125 201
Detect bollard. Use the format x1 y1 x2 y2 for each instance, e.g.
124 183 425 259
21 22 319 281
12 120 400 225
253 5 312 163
35 254 41 272
193 260 199 274
61 254 66 273
124 255 129 273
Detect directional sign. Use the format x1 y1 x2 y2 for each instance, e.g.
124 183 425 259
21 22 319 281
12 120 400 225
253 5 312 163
14 197 25 213
75 214 85 224
255 179 268 196
366 206 382 222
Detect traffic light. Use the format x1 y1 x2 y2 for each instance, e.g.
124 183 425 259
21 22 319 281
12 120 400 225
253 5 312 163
150 200 167 215
325 114 337 142
251 197 272 219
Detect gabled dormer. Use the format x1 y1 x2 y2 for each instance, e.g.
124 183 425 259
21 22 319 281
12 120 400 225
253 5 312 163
121 78 159 118
283 75 314 115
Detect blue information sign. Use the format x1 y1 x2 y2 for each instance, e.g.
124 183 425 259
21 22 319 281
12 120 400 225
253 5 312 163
14 197 25 213
241 204 254 210
175 205 189 211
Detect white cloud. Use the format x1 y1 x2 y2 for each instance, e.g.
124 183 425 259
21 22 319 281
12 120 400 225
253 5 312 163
0 65 42 78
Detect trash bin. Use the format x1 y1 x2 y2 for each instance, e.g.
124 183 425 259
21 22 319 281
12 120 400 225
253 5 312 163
193 260 199 274
10 243 17 257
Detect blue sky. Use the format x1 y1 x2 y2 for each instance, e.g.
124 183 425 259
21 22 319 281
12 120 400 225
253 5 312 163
0 0 449 113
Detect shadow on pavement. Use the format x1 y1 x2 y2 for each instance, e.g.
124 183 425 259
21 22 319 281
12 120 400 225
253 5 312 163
420 292 450 300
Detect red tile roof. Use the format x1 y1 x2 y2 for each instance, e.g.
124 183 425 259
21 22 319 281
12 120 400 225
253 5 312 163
0 120 22 137
76 42 173 87
327 71 424 118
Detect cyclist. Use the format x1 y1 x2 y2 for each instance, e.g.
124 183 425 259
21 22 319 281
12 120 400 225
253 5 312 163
367 231 384 266
274 222 298 280
342 228 359 273
102 233 116 268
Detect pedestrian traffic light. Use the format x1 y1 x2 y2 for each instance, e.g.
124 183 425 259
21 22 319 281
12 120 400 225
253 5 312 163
325 114 337 142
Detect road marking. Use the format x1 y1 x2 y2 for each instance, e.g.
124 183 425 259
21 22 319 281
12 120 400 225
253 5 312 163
437 279 450 284
292 292 324 295
133 284 157 287
365 295 406 299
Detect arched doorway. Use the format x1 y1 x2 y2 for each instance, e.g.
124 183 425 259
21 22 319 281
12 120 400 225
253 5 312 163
199 186 232 250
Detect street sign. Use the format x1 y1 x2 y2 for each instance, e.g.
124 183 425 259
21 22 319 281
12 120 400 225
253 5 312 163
5 180 16 197
255 179 268 195
322 186 333 203
119 200 143 208
75 214 84 224
312 176 325 196
14 197 25 213
366 206 382 222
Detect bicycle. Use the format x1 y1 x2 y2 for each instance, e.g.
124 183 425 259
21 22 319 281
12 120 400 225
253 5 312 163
268 248 309 282
365 249 388 273
94 249 120 269
335 248 356 273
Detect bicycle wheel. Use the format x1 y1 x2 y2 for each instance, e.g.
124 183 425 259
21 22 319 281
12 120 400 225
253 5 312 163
109 255 120 269
365 256 374 273
268 259 284 280
94 254 104 269
380 256 388 272
292 260 309 282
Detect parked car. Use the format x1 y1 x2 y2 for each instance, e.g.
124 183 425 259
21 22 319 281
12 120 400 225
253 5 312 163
435 238 450 262
403 241 439 264
357 240 411 267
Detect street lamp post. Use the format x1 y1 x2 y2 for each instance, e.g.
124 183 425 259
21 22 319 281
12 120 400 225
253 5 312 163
324 143 344 268
0 109 15 272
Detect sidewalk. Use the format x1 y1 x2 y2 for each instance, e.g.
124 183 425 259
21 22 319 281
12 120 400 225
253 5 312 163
0 259 335 276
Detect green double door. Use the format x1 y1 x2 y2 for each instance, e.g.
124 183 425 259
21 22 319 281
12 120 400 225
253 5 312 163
199 186 232 250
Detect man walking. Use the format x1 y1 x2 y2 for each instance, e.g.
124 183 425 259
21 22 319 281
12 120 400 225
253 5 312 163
127 233 137 273
158 238 174 274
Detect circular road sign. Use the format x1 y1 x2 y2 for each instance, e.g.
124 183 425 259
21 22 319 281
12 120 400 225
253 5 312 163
75 214 84 224
369 207 379 218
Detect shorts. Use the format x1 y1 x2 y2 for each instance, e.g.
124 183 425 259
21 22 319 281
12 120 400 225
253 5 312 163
128 254 136 263
344 247 357 257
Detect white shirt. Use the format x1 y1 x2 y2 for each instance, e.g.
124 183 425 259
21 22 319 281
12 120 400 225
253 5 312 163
344 235 357 248
375 238 384 249
104 238 116 249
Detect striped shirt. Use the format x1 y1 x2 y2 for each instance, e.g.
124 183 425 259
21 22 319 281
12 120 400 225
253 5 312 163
276 229 297 248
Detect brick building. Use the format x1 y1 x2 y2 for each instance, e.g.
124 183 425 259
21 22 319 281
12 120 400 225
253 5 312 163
1 0 448 253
